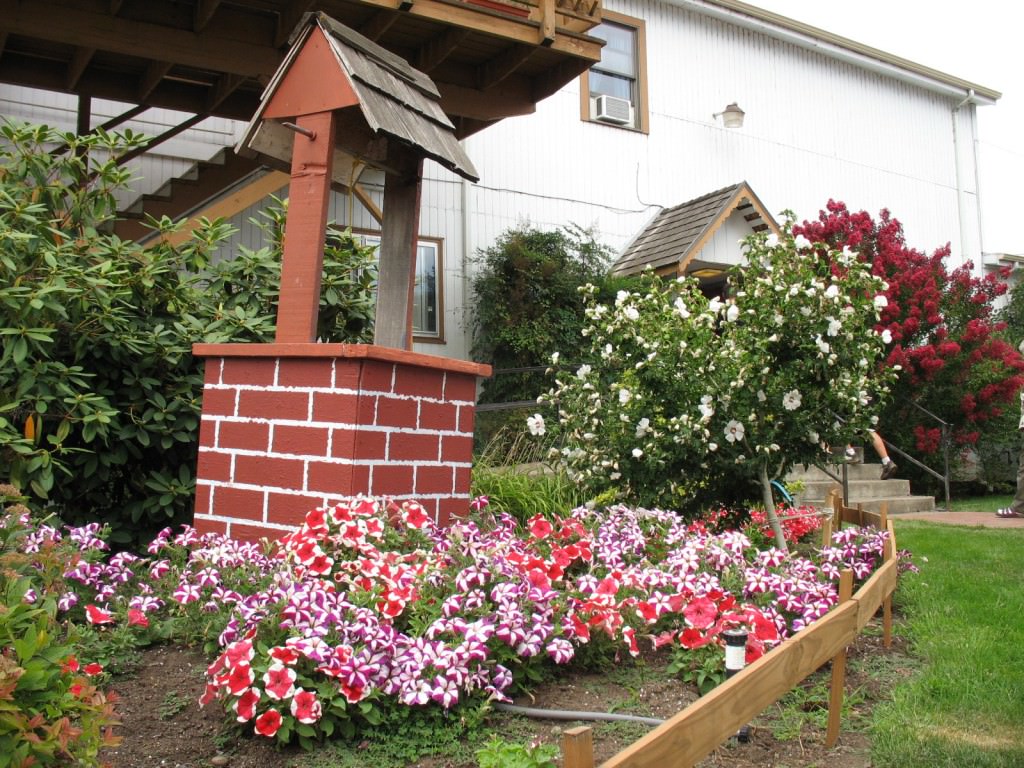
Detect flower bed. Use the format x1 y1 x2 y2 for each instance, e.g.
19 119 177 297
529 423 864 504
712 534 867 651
2 494 896 755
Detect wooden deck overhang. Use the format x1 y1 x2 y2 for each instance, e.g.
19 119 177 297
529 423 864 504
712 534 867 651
0 0 604 137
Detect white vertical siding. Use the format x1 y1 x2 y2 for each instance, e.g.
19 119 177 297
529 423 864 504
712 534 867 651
1 2 986 364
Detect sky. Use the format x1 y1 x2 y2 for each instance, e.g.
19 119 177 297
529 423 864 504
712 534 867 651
750 0 1023 257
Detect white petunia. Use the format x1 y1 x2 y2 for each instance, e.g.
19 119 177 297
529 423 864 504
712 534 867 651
527 414 546 436
782 389 802 411
724 420 745 443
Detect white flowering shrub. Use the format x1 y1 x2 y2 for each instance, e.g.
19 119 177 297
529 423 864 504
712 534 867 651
539 221 896 547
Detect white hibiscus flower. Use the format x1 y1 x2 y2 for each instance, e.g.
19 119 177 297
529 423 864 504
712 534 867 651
782 389 802 411
724 420 745 443
527 414 545 436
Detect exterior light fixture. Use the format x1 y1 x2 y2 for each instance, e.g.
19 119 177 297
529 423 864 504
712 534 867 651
689 267 725 280
713 102 745 128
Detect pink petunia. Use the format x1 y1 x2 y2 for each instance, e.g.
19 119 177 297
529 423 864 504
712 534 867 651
254 708 283 737
340 681 365 703
226 663 255 696
527 514 553 540
234 687 261 722
403 502 431 530
683 597 718 630
290 689 322 724
262 664 297 701
85 604 113 625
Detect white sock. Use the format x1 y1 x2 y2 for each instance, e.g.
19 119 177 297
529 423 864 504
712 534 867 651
882 457 892 465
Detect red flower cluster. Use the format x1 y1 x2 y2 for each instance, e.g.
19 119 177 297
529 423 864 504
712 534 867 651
795 201 1024 454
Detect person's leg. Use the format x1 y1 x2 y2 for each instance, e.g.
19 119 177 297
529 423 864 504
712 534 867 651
870 430 898 479
1010 442 1024 515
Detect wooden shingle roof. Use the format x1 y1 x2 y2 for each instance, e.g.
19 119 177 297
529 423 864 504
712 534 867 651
238 12 478 185
611 181 777 276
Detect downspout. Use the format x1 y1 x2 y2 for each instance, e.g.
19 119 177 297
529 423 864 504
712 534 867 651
952 89 975 271
461 174 472 361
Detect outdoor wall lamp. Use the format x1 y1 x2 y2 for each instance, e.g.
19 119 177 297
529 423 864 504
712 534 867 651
713 102 745 128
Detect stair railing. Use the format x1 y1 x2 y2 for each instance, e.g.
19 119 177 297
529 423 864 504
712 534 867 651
880 398 951 511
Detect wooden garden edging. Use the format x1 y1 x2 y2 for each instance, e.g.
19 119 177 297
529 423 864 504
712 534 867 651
563 509 898 768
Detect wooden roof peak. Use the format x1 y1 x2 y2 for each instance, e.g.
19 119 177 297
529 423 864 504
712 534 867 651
611 181 779 276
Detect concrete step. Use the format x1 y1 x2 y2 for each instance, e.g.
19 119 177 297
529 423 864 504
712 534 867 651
794 478 911 503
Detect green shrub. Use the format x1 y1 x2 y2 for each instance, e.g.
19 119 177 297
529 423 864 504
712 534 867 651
0 121 376 544
0 493 121 767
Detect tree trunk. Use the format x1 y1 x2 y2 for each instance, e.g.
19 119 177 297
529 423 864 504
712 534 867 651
758 462 788 552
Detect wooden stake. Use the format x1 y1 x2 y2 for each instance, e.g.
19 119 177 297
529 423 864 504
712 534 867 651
826 568 854 748
562 726 594 768
883 519 896 648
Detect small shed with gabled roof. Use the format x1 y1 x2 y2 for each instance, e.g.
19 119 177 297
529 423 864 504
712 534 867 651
611 182 779 287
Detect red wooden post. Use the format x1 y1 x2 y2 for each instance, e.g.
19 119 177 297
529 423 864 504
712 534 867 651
275 110 337 342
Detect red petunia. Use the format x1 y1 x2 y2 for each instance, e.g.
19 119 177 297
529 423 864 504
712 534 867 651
85 604 113 625
290 689 322 724
234 687 261 722
254 708 283 737
127 608 150 628
263 664 296 701
83 662 103 676
683 597 718 630
527 514 553 540
226 663 255 696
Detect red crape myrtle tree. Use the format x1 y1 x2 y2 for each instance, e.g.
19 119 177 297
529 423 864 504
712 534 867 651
795 201 1024 478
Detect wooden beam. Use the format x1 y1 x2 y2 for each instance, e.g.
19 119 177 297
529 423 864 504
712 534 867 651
561 726 594 768
194 0 222 33
2 2 281 79
138 61 173 100
355 0 603 60
416 27 470 73
437 79 536 122
538 0 556 45
276 111 337 343
374 153 424 350
66 47 95 90
109 0 124 15
76 94 91 137
358 9 401 42
114 112 207 166
156 171 289 248
353 183 384 225
205 73 245 112
478 43 534 90
0 31 8 56
274 0 318 47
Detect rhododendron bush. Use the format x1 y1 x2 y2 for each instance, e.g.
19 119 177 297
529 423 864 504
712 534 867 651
17 495 896 748
794 201 1024 463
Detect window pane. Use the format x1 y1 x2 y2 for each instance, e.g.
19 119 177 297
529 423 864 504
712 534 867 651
589 71 633 102
360 235 439 337
414 243 438 336
593 22 636 78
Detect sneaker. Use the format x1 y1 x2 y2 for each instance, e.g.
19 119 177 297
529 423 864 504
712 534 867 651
880 461 898 480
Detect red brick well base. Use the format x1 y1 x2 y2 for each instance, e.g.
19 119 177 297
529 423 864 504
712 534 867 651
191 343 491 541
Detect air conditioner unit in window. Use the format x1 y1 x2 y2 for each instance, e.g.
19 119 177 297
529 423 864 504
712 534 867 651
594 94 632 125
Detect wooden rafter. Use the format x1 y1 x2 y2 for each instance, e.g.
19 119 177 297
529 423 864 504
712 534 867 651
478 43 534 90
416 27 470 73
2 2 281 79
353 183 384 225
275 0 319 47
137 61 173 101
194 0 222 33
359 9 401 41
66 47 95 91
115 113 207 167
205 73 245 112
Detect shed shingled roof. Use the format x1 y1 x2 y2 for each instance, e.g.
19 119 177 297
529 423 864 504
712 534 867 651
611 182 776 276
238 11 478 183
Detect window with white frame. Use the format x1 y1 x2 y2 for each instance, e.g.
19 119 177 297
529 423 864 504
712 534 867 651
581 13 648 132
360 234 443 341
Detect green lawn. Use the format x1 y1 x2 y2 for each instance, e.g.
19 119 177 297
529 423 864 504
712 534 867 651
947 494 1014 514
872 521 1024 767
